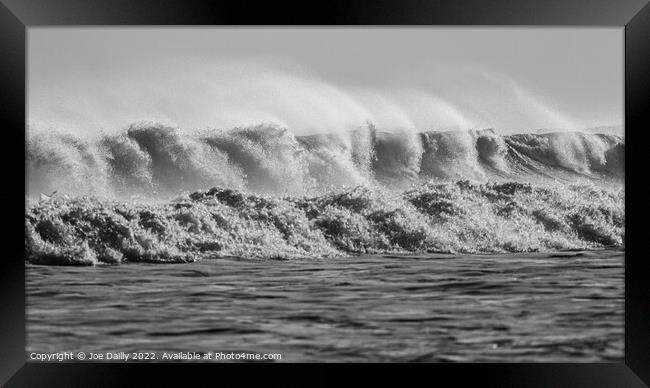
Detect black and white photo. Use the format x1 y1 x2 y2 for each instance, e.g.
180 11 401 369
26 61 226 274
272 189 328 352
25 27 624 363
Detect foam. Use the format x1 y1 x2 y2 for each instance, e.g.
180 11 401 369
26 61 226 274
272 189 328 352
25 180 624 265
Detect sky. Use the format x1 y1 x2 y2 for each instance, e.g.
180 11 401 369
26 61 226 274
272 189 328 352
28 27 623 136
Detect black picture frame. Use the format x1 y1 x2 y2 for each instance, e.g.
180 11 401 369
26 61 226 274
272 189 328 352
1 0 648 386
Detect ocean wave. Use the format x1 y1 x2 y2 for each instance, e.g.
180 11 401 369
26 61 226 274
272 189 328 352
26 123 624 200
25 180 624 265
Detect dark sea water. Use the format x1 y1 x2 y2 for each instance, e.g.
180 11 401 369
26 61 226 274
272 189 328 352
26 248 623 362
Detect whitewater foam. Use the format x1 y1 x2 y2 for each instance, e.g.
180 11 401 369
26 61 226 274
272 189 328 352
25 179 623 265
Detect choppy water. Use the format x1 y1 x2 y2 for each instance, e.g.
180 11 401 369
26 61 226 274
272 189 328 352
27 248 623 362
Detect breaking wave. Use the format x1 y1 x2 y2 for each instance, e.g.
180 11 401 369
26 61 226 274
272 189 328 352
25 181 624 265
25 123 624 265
27 123 624 199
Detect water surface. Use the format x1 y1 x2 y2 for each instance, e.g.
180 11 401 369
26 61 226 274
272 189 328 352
27 248 623 362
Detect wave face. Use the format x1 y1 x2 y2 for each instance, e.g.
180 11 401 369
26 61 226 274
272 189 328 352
25 181 624 265
27 124 624 200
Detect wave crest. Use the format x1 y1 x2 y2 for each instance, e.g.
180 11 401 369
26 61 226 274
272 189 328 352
27 124 624 200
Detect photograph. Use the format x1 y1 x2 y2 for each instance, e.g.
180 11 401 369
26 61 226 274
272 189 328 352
24 27 625 363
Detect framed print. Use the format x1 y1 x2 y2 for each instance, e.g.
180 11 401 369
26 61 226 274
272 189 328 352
1 0 648 386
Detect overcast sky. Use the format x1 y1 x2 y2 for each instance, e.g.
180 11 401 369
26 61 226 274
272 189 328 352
28 27 623 135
